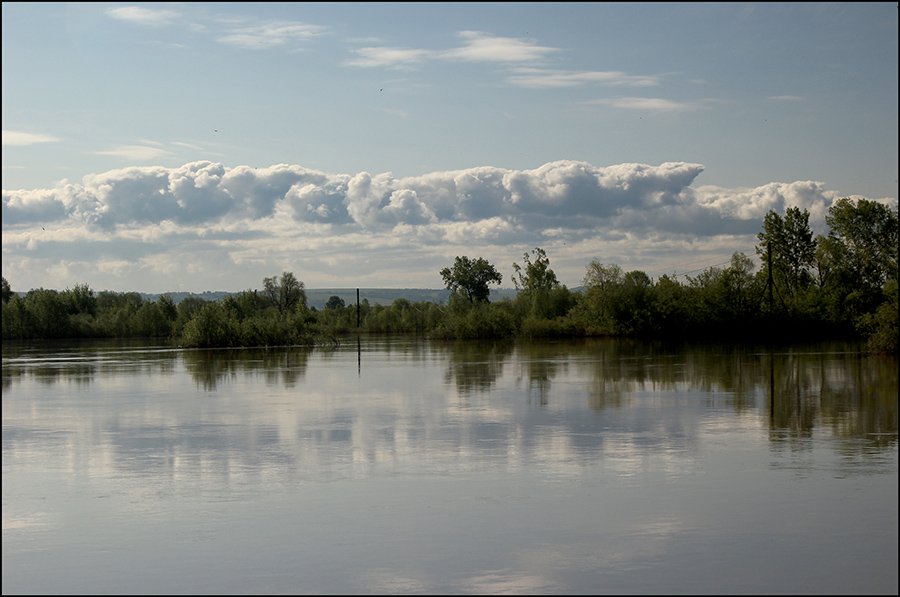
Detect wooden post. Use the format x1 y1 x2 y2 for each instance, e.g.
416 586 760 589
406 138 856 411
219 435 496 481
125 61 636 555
357 288 360 328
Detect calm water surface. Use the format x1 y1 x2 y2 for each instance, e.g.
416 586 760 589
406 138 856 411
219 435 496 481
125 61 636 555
2 336 897 594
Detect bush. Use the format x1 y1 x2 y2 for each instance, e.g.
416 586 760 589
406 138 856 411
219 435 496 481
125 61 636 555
181 303 237 348
519 315 583 338
433 301 517 339
858 280 898 355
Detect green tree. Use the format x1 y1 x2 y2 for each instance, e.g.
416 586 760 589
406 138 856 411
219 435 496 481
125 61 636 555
582 260 624 290
613 270 654 335
263 271 307 313
756 207 817 305
177 296 208 329
25 288 70 338
157 294 178 322
857 280 898 354
62 283 97 317
181 302 235 347
440 256 503 304
325 295 346 310
512 247 561 319
1 277 11 304
1 294 35 339
824 197 898 291
814 198 899 325
133 302 170 337
649 274 695 335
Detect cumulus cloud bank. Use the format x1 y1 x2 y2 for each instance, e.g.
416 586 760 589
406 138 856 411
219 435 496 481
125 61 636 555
5 159 874 291
2 160 840 238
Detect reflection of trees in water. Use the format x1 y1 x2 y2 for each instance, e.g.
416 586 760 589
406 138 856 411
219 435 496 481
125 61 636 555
182 346 313 391
571 339 896 451
514 340 571 406
439 340 514 397
578 338 684 411
768 350 898 452
767 352 821 440
2 361 97 390
5 337 896 491
827 355 898 450
681 344 763 412
2 339 178 389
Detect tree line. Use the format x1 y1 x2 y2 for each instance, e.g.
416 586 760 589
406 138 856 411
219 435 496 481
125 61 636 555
2 198 896 353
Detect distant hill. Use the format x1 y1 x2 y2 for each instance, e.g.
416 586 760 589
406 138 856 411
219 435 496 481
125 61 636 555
136 287 521 309
138 290 233 305
306 287 521 309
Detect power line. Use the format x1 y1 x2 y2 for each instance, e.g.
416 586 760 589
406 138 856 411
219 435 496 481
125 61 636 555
644 256 734 278
673 259 733 277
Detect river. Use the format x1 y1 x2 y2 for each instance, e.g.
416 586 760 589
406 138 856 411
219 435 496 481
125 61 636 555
2 336 897 594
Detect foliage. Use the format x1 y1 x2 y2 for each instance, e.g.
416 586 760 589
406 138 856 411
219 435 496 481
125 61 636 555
440 256 503 303
1 277 11 304
432 300 517 340
756 207 817 308
582 260 623 290
857 280 898 355
825 197 898 291
263 271 307 313
325 295 346 310
512 247 564 319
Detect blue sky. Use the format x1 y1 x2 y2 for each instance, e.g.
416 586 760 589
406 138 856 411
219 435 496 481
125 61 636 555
2 2 897 293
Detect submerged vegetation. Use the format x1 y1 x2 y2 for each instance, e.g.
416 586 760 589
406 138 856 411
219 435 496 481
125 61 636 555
3 199 897 354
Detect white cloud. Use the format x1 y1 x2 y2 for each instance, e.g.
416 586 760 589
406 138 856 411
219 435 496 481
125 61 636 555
506 68 661 89
343 32 702 113
106 6 180 27
2 159 843 236
345 31 560 68
4 159 865 290
216 21 328 49
171 141 206 151
105 7 328 51
3 131 61 146
1 188 69 224
343 46 433 68
768 95 804 101
692 181 832 226
93 145 176 161
440 31 560 63
586 97 705 112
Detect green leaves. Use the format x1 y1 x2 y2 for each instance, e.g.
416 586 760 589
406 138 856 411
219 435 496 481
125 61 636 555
440 256 503 304
756 206 816 302
263 271 307 313
825 197 898 291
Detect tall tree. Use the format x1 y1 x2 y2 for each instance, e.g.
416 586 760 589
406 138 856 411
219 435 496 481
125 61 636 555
756 206 817 301
440 256 503 303
824 197 898 291
263 271 307 313
512 247 561 318
512 247 559 292
582 260 624 290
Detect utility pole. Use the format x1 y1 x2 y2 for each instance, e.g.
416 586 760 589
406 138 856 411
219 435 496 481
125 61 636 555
767 240 773 314
357 288 360 328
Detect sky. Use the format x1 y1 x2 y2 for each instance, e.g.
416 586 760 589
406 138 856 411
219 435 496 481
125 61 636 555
2 2 898 294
